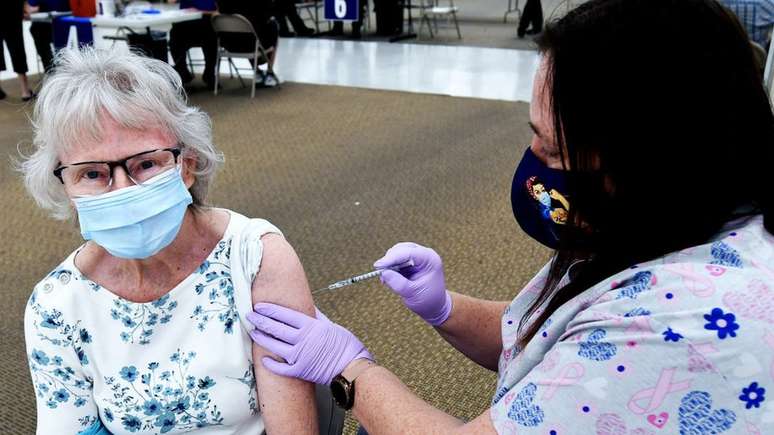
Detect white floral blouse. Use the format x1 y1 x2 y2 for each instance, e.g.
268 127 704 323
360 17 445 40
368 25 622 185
25 210 279 434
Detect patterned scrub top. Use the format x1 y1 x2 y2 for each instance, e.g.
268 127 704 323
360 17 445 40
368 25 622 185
24 210 280 434
491 215 774 434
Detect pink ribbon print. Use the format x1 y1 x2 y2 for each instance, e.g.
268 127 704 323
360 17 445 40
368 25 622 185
627 368 692 415
540 363 586 401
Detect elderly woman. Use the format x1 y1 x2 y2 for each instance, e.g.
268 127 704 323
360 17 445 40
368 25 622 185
21 47 327 434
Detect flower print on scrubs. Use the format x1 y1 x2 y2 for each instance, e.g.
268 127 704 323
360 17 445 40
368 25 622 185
490 215 774 434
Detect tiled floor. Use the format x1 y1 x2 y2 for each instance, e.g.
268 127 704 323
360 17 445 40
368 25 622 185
2 21 539 102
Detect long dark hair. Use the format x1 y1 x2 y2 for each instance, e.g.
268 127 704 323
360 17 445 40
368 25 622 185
518 0 774 347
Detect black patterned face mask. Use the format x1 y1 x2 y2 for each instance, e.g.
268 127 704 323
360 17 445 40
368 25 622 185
511 147 570 249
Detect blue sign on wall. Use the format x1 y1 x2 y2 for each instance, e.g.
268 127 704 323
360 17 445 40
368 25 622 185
324 0 359 21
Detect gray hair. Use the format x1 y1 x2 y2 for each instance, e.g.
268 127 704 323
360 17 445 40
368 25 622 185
19 46 223 220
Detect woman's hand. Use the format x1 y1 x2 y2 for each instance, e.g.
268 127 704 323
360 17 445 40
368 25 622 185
247 303 373 385
374 243 453 326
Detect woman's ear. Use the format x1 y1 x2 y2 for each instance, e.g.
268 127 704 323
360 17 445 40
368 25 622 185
182 156 197 189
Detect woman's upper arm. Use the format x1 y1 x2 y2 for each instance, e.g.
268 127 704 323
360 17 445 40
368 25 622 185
25 289 100 434
250 233 317 434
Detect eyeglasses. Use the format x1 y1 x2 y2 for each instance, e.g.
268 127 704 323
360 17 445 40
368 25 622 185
53 147 182 196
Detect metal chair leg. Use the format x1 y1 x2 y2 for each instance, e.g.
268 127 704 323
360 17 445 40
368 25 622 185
453 11 461 39
229 58 245 87
214 55 220 96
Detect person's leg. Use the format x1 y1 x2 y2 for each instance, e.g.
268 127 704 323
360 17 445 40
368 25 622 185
30 22 55 73
169 22 194 83
5 16 33 97
281 0 315 35
528 0 543 34
259 21 280 69
331 20 344 36
351 0 367 38
200 17 219 87
518 0 537 38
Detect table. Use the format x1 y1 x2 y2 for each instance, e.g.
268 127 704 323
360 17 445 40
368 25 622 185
29 11 72 23
91 9 203 31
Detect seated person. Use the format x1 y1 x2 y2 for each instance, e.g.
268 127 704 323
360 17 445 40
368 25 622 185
274 0 315 37
720 0 774 47
21 46 323 434
25 0 71 73
167 0 218 88
216 0 280 80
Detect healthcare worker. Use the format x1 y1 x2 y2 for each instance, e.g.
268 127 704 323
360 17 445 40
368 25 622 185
247 0 774 433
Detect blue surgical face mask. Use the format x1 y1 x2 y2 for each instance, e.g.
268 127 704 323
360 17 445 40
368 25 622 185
511 147 570 249
74 167 193 259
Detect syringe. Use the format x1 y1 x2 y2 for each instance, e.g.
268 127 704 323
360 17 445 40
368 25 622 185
313 260 415 294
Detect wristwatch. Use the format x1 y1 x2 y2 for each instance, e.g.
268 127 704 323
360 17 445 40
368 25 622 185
330 374 356 410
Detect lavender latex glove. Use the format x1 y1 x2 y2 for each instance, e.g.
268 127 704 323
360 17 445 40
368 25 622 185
247 303 373 385
374 242 453 326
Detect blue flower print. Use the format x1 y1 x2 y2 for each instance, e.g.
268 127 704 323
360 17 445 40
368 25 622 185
191 239 239 334
663 328 684 342
28 302 91 366
120 366 138 382
53 388 70 402
143 399 163 415
110 294 177 345
704 308 739 339
739 382 766 409
199 376 216 389
102 349 224 432
156 412 176 433
121 414 142 432
32 349 50 365
27 311 93 410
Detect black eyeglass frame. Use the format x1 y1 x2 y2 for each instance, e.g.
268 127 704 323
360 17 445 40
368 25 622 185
53 147 182 185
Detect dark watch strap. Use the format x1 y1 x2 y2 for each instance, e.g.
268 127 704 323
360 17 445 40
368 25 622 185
330 374 355 410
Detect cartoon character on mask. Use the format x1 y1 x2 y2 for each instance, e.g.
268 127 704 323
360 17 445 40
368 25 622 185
526 176 570 225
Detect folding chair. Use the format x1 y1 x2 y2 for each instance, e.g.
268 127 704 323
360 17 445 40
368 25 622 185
504 0 521 23
211 14 280 98
297 0 327 33
417 0 461 39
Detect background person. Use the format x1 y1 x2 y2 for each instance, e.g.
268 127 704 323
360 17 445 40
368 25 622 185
246 0 774 433
330 0 367 39
168 0 219 88
1 0 35 100
20 47 326 434
274 0 315 37
25 0 72 73
518 0 543 38
720 0 774 48
216 0 281 78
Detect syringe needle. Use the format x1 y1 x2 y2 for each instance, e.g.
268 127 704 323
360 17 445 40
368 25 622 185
313 260 414 295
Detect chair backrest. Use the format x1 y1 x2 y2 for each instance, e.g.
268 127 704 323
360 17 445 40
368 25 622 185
212 14 259 54
212 13 257 36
